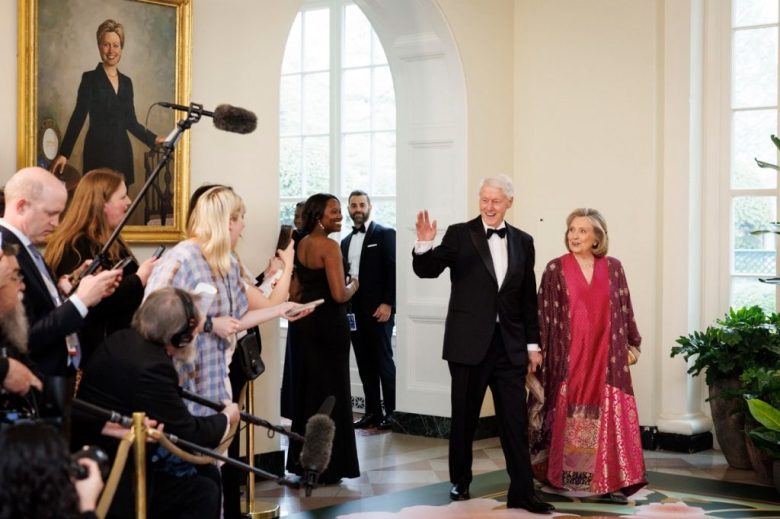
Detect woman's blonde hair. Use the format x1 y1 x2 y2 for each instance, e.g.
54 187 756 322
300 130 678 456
565 208 609 257
96 19 125 48
45 169 130 273
188 186 245 275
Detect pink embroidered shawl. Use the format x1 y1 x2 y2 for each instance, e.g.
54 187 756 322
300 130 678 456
529 254 646 495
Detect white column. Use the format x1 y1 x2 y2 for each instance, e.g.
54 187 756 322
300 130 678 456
656 0 712 436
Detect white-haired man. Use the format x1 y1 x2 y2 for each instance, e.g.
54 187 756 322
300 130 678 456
412 175 554 514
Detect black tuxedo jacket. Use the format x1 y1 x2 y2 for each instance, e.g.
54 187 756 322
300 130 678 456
412 217 539 366
341 221 396 313
0 226 85 376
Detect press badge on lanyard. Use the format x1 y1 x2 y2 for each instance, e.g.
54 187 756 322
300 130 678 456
65 334 79 356
347 313 357 331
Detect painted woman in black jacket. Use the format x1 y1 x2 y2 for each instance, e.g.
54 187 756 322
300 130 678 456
51 19 163 185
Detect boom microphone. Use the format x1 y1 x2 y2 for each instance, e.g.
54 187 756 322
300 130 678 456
299 396 336 497
212 104 257 134
158 102 257 134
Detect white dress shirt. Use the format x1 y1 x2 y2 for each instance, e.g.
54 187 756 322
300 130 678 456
347 219 371 277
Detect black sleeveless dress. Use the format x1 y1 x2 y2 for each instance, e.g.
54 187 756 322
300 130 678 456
286 256 359 482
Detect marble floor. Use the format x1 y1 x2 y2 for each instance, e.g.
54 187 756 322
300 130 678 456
251 421 769 517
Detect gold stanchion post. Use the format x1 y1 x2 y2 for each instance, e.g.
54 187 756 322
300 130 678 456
242 380 280 519
132 412 147 519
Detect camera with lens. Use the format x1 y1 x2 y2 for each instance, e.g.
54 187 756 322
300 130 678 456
70 445 111 481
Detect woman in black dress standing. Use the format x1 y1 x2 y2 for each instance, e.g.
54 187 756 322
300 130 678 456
287 193 360 484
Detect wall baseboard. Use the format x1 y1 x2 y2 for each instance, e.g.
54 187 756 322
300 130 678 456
656 431 713 453
391 411 498 439
389 417 713 455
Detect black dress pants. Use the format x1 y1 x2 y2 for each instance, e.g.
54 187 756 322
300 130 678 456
350 310 396 416
447 324 534 505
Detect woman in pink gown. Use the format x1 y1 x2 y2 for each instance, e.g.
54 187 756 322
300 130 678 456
530 208 646 503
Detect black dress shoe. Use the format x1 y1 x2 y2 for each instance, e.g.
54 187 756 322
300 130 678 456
353 413 380 428
599 492 628 504
377 414 396 430
449 483 470 501
508 495 555 514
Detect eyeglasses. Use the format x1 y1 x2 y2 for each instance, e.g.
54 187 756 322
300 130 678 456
9 270 24 284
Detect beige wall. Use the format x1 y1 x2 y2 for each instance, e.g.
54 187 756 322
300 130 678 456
1 1 16 169
513 0 661 422
438 0 515 214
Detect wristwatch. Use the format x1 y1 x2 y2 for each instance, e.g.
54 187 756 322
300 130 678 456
204 316 213 333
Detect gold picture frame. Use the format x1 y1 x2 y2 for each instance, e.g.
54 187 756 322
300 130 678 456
17 0 192 243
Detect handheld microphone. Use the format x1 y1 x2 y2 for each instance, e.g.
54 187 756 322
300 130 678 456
299 396 336 497
158 102 257 134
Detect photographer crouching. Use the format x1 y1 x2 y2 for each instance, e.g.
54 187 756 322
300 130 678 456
0 422 104 519
72 287 239 519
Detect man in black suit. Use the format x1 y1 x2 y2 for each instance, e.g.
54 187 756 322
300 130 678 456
412 176 554 514
341 190 396 429
73 287 239 519
1 167 120 377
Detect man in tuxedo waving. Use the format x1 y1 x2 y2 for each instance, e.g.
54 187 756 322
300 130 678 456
341 190 397 429
412 176 554 514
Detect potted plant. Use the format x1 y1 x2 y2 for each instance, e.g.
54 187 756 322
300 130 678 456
741 368 780 483
746 397 780 492
671 306 780 469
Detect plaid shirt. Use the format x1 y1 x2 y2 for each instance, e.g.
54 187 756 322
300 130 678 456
145 240 249 416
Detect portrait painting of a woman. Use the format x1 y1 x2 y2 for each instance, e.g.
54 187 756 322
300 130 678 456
50 19 165 187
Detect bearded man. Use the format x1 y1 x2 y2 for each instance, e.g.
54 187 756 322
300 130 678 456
0 243 43 404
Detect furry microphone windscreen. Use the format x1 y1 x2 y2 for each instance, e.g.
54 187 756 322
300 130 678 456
300 413 335 472
212 104 258 134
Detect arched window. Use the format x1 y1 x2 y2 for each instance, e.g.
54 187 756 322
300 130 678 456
279 0 396 229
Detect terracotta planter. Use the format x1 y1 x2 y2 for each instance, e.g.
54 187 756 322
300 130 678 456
708 377 752 470
774 460 780 494
745 419 774 484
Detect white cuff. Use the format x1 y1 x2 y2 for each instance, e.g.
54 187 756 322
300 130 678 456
527 343 540 352
414 241 434 254
68 295 89 317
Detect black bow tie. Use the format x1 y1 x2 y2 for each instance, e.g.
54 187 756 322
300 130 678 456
486 228 507 239
352 225 366 234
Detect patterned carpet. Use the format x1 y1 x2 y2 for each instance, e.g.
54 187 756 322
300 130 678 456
283 470 780 518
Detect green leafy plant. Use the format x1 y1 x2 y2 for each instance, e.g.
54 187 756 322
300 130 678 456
671 306 780 387
746 398 780 459
740 368 780 408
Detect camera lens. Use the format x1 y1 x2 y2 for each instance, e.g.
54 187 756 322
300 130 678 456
71 445 111 481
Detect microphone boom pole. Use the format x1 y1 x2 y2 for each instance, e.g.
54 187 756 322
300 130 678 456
72 398 300 489
70 109 203 291
179 388 304 443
